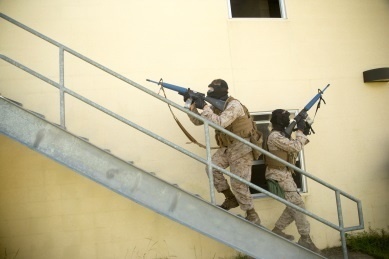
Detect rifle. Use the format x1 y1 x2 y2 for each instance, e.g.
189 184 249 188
284 84 330 137
146 79 226 111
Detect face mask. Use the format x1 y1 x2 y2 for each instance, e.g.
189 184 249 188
271 109 290 130
281 113 290 127
207 84 228 99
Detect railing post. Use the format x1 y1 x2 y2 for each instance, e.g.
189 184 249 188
204 121 216 205
336 190 349 259
59 46 65 129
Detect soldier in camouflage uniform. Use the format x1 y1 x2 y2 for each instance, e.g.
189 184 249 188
186 79 260 224
265 109 320 253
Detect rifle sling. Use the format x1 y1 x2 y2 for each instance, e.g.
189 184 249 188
160 86 218 149
312 90 326 122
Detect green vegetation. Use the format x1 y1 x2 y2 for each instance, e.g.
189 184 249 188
234 227 389 259
232 253 253 259
346 227 389 259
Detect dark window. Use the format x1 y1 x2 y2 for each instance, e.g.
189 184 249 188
249 110 307 197
229 0 284 18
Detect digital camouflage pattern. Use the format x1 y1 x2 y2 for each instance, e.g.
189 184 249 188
210 148 253 211
189 99 254 211
266 130 310 235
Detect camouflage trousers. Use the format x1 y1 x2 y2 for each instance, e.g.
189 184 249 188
274 170 310 235
208 147 254 211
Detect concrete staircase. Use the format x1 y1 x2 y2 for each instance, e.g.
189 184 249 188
0 95 323 258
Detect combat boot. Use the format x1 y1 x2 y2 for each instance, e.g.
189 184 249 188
272 226 295 241
218 189 239 210
298 235 321 254
245 208 261 225
219 197 239 210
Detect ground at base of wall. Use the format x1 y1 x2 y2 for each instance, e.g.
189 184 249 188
321 247 374 259
241 247 375 259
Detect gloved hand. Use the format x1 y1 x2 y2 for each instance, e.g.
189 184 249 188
303 121 311 135
296 118 306 132
183 91 191 102
194 98 206 109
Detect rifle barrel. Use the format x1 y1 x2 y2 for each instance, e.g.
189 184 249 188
304 84 330 111
146 79 188 95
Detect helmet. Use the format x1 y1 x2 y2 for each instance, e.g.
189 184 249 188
271 109 290 130
209 79 228 89
207 79 229 100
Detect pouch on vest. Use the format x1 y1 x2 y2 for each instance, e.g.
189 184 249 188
267 179 285 199
250 127 263 160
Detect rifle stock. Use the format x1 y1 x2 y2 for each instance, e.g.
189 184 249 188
284 84 330 137
146 78 226 111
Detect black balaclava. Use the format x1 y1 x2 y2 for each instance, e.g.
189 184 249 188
207 79 229 100
270 109 290 131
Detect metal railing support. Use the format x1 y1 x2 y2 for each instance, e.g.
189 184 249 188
204 121 216 204
59 46 65 128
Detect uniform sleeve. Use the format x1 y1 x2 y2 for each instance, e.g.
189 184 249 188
200 100 244 128
269 131 309 153
187 103 204 126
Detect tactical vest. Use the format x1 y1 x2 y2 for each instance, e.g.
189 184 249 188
214 97 254 147
264 131 296 169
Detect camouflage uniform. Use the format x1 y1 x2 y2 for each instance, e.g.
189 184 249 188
265 130 310 235
189 99 254 211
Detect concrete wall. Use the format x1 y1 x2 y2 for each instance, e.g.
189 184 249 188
1 0 388 258
0 135 235 259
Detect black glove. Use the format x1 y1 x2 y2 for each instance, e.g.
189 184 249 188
194 98 206 109
296 118 306 132
303 121 311 135
183 91 191 102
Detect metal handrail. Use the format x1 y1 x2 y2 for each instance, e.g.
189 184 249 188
0 12 364 258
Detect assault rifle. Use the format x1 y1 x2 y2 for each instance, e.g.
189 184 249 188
285 84 330 137
146 79 226 111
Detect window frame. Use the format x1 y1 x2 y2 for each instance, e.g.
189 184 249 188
227 0 287 19
250 109 308 199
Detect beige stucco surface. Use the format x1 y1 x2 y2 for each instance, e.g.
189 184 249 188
0 0 388 258
0 135 237 258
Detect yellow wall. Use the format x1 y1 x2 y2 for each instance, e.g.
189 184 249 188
1 0 388 258
0 135 236 259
